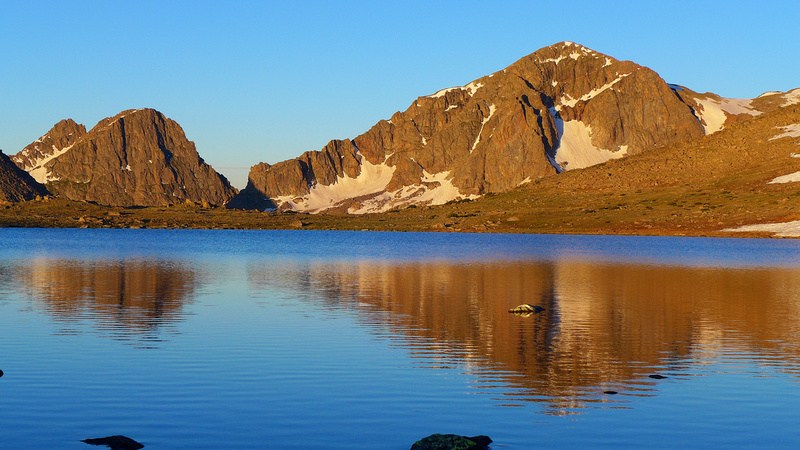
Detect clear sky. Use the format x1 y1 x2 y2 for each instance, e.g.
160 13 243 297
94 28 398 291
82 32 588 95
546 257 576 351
2 1 798 188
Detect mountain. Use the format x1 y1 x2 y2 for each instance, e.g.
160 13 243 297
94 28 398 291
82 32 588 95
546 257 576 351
0 150 50 202
231 41 789 214
13 109 237 207
12 118 86 181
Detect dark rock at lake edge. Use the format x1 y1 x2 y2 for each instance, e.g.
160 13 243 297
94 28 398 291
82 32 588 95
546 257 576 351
411 433 492 450
82 435 144 450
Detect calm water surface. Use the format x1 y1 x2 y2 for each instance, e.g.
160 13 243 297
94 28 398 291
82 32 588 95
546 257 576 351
2 229 800 448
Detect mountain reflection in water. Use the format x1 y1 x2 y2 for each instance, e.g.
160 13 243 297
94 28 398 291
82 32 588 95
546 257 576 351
9 258 198 344
249 259 800 413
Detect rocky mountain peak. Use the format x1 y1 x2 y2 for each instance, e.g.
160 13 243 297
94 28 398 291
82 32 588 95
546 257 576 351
12 118 86 183
15 108 237 207
231 42 716 214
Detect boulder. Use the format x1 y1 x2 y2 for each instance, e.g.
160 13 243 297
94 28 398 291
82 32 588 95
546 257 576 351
508 304 545 314
82 435 144 450
410 434 492 450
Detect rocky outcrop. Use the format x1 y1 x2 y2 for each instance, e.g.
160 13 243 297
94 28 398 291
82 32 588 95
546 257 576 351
14 109 237 207
410 434 492 450
0 150 49 202
82 435 144 450
233 41 721 213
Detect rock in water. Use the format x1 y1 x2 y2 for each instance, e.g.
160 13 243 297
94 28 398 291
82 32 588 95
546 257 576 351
82 435 144 450
411 433 492 450
508 304 545 314
0 369 3 377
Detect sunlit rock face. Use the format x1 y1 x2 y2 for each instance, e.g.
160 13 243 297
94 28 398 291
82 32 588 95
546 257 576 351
13 109 237 207
247 258 800 413
233 41 712 213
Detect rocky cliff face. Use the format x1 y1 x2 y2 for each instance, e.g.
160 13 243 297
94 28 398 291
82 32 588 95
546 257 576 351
233 41 735 213
14 109 237 207
0 150 49 202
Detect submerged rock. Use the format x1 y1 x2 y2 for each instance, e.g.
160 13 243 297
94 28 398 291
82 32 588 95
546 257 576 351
82 435 144 450
508 304 545 314
411 433 492 450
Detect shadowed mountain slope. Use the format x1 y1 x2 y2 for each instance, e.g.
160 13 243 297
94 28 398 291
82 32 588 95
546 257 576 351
0 150 50 202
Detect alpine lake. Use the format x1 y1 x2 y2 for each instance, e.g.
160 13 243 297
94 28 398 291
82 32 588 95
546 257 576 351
2 228 800 449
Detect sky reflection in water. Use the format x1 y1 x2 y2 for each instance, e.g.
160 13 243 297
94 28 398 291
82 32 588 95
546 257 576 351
2 229 800 448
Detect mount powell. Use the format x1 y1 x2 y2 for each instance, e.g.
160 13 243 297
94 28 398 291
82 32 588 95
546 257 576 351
11 109 236 207
230 41 799 214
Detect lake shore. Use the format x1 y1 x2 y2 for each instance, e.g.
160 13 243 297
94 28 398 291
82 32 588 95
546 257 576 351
0 195 787 239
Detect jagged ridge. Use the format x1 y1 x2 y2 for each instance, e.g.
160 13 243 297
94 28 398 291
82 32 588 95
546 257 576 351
14 109 237 207
232 41 745 214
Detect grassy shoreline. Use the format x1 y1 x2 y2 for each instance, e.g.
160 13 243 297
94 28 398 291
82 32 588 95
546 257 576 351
0 194 784 239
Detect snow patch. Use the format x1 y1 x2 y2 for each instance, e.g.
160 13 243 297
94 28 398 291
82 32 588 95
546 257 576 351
560 73 631 107
25 143 76 183
518 177 532 186
429 87 459 98
276 154 396 213
694 96 761 134
445 104 459 111
770 124 800 141
464 81 483 96
554 119 628 170
470 103 496 153
348 170 479 214
427 81 483 99
541 54 566 65
783 88 800 106
768 171 800 184
724 221 800 237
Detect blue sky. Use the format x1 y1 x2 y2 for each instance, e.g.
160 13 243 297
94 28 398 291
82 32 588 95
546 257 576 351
2 1 798 188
